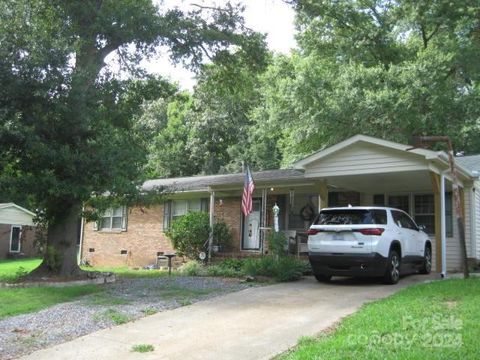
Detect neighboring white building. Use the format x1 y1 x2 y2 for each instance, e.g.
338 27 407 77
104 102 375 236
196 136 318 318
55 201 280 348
0 203 38 259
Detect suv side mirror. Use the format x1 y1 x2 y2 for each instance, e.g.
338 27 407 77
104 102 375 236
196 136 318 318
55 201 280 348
418 225 426 232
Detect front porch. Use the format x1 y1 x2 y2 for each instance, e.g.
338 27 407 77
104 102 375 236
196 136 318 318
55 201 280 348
209 169 457 272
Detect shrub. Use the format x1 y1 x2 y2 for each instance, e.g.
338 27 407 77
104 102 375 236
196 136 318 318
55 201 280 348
267 232 288 257
275 257 309 282
243 256 308 282
206 265 244 277
166 212 210 259
212 221 233 250
178 260 206 276
217 258 245 272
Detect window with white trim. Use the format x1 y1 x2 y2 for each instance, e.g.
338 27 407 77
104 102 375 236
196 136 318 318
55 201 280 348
382 192 452 236
163 198 208 231
94 206 127 231
10 225 21 253
414 194 435 234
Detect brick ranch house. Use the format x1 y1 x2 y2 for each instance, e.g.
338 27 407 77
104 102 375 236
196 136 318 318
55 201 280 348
0 203 39 259
80 135 480 274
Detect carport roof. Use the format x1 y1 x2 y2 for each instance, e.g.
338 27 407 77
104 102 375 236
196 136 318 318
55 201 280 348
142 169 306 192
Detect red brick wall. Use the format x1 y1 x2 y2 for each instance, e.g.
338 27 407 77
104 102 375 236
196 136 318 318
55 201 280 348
81 205 174 267
0 224 39 259
215 197 242 252
81 197 262 267
216 196 277 256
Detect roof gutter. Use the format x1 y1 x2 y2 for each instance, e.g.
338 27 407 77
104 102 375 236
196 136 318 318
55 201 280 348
436 152 473 179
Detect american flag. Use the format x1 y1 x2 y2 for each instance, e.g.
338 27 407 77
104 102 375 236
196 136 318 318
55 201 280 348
241 165 255 216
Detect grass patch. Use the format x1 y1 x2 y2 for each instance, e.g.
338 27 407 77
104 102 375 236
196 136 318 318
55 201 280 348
141 307 158 316
0 285 101 319
98 308 131 325
279 278 480 360
0 258 42 282
131 344 154 353
0 259 169 281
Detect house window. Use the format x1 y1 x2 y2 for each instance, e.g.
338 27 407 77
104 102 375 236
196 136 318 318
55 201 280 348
95 206 127 231
388 195 409 213
288 194 318 230
373 194 385 206
163 198 208 231
10 226 21 253
386 193 452 236
445 192 453 237
172 199 202 220
414 194 434 234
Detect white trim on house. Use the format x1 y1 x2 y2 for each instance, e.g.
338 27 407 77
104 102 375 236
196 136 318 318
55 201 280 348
0 203 35 217
0 203 35 226
292 134 473 180
9 225 22 253
440 173 447 277
94 206 127 232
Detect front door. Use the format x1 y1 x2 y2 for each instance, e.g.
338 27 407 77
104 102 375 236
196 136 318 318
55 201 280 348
243 199 262 250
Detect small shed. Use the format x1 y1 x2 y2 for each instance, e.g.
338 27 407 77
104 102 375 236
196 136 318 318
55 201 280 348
0 203 38 259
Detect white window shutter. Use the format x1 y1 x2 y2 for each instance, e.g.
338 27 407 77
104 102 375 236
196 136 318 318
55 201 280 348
121 206 128 231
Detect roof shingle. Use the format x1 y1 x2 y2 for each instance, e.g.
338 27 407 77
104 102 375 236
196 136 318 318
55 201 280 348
142 169 305 192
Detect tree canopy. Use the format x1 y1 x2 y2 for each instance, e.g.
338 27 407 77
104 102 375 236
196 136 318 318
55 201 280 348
143 0 480 175
0 0 267 277
267 0 480 163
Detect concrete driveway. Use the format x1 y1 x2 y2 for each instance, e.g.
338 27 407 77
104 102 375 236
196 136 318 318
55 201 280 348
20 274 437 360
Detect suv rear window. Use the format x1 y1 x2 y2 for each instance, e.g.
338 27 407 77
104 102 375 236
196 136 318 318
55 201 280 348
313 209 387 225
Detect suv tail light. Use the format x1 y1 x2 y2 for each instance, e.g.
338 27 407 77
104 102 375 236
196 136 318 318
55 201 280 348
354 228 385 236
307 228 323 235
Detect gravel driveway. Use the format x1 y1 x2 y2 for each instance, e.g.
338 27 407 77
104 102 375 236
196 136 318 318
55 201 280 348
0 276 255 360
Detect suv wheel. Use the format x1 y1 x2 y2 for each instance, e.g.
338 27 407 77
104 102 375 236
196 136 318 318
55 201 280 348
420 245 432 274
383 250 400 284
314 274 332 282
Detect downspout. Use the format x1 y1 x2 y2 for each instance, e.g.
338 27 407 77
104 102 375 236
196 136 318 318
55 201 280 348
78 206 85 265
440 173 447 278
208 191 215 263
471 186 477 259
261 188 267 254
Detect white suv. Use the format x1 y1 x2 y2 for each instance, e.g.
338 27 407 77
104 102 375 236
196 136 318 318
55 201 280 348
307 207 432 284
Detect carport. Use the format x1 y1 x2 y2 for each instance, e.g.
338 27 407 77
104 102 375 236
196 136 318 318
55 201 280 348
292 135 476 273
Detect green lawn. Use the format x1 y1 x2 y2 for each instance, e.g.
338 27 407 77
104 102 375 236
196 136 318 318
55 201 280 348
0 258 168 282
0 259 167 319
0 258 42 282
0 285 101 319
280 278 480 360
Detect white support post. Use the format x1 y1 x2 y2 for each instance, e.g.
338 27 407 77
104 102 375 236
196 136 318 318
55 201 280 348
208 191 215 262
78 206 85 265
440 174 447 278
470 188 477 259
261 188 267 254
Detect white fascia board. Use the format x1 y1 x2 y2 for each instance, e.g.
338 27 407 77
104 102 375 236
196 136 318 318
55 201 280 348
293 134 437 169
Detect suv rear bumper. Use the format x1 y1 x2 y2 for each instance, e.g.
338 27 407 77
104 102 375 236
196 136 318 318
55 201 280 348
309 252 388 277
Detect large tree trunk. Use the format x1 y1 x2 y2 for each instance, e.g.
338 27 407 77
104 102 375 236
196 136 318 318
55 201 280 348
27 203 86 279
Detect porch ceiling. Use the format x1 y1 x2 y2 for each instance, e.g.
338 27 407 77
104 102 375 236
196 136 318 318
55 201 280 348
325 170 448 194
